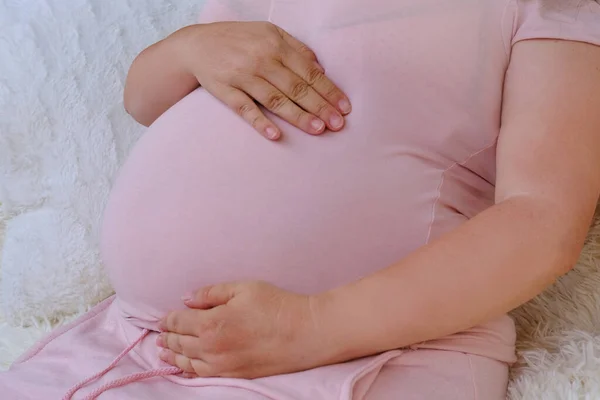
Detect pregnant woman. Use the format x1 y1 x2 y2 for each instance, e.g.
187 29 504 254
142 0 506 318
2 0 600 399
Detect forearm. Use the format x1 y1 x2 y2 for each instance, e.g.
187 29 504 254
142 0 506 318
317 196 593 361
124 26 200 127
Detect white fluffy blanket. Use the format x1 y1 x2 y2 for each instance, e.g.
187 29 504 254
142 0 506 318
2 1 600 399
0 0 201 361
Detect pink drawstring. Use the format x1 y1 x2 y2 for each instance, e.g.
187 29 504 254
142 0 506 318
63 329 182 400
77 366 183 400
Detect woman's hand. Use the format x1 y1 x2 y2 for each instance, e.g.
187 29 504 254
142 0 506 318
157 281 335 379
173 22 351 139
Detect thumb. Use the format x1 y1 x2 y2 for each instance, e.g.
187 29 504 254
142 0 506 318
183 283 237 309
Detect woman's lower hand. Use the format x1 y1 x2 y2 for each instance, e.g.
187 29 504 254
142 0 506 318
157 281 336 379
172 21 351 140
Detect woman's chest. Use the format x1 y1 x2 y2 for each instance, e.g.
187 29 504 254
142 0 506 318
196 0 511 173
268 0 510 166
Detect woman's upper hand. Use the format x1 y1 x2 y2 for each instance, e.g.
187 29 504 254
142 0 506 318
173 22 352 140
156 281 339 379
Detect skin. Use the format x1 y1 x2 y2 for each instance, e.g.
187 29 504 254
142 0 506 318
124 22 351 138
149 38 600 377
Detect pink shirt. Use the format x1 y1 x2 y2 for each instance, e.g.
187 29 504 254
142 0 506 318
101 0 600 365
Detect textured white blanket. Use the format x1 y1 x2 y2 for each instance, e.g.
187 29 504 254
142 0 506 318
0 0 201 363
2 1 600 399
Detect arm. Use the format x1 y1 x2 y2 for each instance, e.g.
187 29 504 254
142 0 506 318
124 27 199 127
316 40 600 361
123 22 350 136
152 39 600 380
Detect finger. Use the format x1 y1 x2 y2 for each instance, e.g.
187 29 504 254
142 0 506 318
159 349 194 372
157 333 202 359
182 372 198 379
275 26 322 68
159 349 209 375
263 62 344 132
206 83 282 140
184 283 238 309
159 309 202 336
159 349 217 378
282 51 352 117
238 77 326 135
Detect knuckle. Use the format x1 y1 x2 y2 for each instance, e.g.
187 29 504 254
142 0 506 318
298 44 316 59
265 92 288 111
200 317 221 334
190 359 206 375
305 67 323 85
247 37 267 53
246 56 265 74
175 335 185 351
272 38 286 53
181 356 195 373
258 33 284 54
229 59 247 74
182 345 199 359
202 320 229 353
167 313 179 331
224 69 245 87
235 102 255 118
164 332 174 348
193 325 205 338
238 43 269 70
250 114 263 130
325 84 341 99
314 101 330 116
289 80 310 100
294 109 306 125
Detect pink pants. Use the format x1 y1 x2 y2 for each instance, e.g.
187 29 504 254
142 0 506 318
364 350 508 399
0 298 508 399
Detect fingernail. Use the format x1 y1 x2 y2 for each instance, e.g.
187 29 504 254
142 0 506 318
265 127 279 140
156 334 165 348
315 62 325 73
311 119 325 133
329 114 344 129
338 99 351 114
158 319 166 332
181 293 193 303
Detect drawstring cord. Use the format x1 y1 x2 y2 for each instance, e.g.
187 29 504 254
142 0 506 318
62 329 182 400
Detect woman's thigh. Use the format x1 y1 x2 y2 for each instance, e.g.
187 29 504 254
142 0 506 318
362 349 508 400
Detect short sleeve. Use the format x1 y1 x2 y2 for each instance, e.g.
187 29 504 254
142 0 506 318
512 0 600 47
198 0 272 24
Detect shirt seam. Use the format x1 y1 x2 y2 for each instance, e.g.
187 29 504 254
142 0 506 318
425 140 498 244
467 354 479 400
501 0 518 57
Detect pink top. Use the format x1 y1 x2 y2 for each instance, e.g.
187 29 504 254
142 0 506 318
100 0 600 367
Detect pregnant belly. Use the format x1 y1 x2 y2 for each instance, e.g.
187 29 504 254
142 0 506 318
100 89 434 328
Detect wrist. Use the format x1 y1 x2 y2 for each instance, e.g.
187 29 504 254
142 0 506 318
166 24 206 80
309 289 364 364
